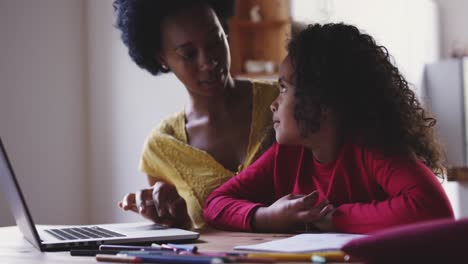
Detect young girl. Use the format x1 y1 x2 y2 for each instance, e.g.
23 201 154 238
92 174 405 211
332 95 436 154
114 0 277 229
204 23 454 234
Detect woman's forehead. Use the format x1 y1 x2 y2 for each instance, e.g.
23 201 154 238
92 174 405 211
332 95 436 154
160 4 222 48
162 5 220 36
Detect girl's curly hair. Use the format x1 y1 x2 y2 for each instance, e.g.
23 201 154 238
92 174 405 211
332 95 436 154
288 23 445 175
113 0 234 75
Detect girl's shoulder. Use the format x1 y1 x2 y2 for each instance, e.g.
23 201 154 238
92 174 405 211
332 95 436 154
346 141 425 174
275 143 307 158
344 141 389 164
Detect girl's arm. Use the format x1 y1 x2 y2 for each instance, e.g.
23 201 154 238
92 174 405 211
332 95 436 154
203 145 278 231
333 156 454 234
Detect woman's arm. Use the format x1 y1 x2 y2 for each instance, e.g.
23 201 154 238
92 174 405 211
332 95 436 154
118 175 190 228
147 174 157 186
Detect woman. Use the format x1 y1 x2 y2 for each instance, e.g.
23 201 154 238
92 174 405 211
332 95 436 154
113 0 278 229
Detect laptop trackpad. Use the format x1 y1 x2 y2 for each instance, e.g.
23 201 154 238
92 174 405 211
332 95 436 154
114 223 167 233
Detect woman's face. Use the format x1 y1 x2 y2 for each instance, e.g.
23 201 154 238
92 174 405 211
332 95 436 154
159 4 231 97
270 56 302 145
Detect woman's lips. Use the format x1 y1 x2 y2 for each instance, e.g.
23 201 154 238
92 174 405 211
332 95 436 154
200 69 224 85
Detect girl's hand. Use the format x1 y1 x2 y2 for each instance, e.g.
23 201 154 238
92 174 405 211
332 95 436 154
252 191 334 232
311 204 336 232
118 182 191 228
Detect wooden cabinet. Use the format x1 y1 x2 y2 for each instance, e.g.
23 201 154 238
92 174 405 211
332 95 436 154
228 0 291 79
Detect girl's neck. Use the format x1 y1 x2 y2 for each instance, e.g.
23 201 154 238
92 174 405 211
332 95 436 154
311 137 343 164
304 121 343 164
186 76 237 120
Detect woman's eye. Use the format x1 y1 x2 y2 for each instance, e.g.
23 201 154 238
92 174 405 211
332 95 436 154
181 51 196 61
279 86 287 93
208 33 224 48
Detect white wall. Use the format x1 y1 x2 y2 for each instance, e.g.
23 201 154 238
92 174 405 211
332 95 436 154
0 0 87 226
432 0 468 219
0 0 186 227
291 0 439 97
433 0 468 58
86 0 187 224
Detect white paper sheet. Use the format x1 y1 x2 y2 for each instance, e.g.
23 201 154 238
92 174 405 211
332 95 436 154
234 233 366 253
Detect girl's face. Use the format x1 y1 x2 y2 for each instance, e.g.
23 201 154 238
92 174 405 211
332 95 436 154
159 4 231 97
270 56 302 145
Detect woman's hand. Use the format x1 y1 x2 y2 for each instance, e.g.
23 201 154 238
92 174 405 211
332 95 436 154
118 181 191 228
252 191 335 232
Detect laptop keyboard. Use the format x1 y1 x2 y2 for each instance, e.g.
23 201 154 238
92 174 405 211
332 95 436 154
44 226 126 241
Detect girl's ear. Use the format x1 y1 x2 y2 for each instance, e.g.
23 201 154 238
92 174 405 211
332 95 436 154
320 104 329 119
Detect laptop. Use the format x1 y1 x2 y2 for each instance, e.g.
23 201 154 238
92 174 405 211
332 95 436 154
0 138 199 251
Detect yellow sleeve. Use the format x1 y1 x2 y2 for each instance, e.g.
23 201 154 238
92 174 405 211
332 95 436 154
139 111 185 184
138 111 234 229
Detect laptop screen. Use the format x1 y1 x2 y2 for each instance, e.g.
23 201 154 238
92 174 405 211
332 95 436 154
0 138 43 251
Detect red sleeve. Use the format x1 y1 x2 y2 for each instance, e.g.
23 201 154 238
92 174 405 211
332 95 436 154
333 154 454 234
203 144 278 231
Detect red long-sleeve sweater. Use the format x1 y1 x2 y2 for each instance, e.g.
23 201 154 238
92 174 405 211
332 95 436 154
204 143 454 234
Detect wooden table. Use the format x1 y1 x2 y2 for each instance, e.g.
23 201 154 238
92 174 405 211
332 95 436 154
0 225 352 264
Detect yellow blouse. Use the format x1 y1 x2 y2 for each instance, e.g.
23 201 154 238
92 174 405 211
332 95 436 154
139 81 278 228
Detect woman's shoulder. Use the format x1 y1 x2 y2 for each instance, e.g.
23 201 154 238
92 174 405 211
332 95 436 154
148 110 186 142
251 79 279 95
233 79 278 100
250 79 279 112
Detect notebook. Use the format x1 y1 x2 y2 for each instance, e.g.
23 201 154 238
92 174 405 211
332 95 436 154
0 138 199 251
234 233 365 253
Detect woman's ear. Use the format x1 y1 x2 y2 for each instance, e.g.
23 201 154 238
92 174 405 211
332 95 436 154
156 55 170 72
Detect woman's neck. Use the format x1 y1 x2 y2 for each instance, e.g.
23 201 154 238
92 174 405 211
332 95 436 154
186 76 240 120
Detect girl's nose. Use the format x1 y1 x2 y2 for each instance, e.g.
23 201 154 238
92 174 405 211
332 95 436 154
270 101 277 112
200 58 219 71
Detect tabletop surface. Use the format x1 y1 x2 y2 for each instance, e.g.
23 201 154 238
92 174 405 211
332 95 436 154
0 225 355 264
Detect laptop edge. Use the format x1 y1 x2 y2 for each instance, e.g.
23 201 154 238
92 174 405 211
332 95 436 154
0 138 199 251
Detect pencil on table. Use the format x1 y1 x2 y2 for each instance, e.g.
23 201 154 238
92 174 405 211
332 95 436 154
247 251 349 262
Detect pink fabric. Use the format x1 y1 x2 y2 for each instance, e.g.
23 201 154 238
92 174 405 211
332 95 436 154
204 143 454 233
342 217 468 263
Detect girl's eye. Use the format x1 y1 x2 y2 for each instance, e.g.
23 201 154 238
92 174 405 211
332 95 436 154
279 86 287 93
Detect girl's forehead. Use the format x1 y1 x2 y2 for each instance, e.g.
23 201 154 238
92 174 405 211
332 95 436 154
279 56 294 84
